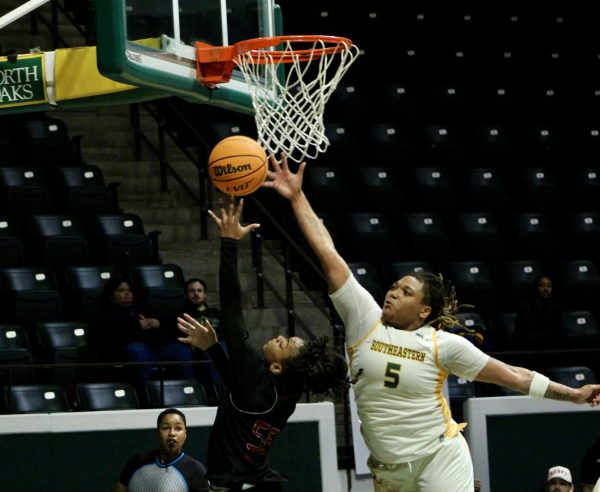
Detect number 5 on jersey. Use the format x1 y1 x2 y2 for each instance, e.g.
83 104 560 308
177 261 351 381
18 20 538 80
384 363 402 388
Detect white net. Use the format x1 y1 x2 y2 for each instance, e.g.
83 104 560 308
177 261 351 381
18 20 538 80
234 38 360 163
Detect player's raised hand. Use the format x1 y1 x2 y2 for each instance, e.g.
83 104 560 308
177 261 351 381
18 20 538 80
262 152 306 201
177 313 218 350
208 197 259 240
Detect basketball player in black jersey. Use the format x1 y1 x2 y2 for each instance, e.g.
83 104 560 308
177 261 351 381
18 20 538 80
178 199 348 491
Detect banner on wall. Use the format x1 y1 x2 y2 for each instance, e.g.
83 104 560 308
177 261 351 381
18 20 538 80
0 47 153 115
54 46 136 101
0 53 48 108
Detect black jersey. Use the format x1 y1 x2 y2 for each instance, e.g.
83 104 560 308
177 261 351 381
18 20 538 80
119 450 210 492
205 238 299 488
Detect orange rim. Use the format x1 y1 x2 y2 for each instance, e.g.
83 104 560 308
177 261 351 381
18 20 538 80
233 35 355 63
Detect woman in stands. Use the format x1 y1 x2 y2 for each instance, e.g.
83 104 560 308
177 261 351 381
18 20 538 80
264 153 600 492
177 199 348 491
97 277 194 394
512 274 563 350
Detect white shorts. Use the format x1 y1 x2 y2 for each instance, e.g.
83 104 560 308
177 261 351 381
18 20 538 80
368 433 474 492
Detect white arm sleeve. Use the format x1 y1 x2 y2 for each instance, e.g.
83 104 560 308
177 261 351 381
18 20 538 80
439 331 491 381
329 274 382 346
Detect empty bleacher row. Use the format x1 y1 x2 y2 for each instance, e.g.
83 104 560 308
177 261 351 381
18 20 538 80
0 210 162 271
2 379 210 414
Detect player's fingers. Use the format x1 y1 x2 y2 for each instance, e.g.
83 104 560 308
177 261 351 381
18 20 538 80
280 152 289 172
297 161 307 179
235 198 245 219
207 209 221 227
242 223 260 235
269 153 282 173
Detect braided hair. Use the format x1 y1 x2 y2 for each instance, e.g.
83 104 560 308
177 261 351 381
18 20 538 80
409 271 471 331
279 336 349 399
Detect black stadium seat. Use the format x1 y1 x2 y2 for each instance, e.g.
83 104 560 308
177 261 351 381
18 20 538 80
443 261 498 316
383 261 435 290
4 383 69 413
343 212 399 264
348 261 385 305
26 214 90 269
0 216 26 267
34 321 104 389
401 212 453 264
75 381 140 411
127 264 186 322
88 213 161 268
0 167 53 220
545 366 596 388
49 165 120 217
0 267 63 329
145 379 209 408
62 265 119 321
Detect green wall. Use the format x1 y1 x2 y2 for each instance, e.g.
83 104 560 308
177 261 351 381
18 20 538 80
0 422 321 491
488 412 600 491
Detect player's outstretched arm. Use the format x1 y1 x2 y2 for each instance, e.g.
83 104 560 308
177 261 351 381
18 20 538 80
475 357 600 405
263 153 350 293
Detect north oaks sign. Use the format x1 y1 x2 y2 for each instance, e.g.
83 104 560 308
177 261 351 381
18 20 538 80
0 54 47 108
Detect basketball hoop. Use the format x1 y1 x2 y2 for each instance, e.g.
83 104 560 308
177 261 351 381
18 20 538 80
196 35 360 163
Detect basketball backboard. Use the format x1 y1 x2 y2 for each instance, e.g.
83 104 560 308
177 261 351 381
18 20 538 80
95 0 281 114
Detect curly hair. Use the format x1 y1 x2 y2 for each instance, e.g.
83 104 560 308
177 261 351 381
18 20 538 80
280 336 349 399
409 271 472 331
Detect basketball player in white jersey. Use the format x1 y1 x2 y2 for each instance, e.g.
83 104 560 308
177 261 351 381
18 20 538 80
263 154 600 492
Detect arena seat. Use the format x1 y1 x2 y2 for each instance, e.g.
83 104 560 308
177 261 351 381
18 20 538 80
26 214 90 269
87 213 160 268
145 379 209 408
62 265 119 322
347 261 385 306
75 381 140 411
4 383 69 413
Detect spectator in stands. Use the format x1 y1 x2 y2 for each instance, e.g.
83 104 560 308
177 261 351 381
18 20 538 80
265 154 600 492
114 407 210 492
182 277 226 404
96 276 194 394
581 432 600 492
183 278 222 333
177 199 349 491
512 274 563 350
544 465 574 492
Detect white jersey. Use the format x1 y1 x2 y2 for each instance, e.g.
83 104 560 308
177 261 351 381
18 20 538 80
330 274 490 464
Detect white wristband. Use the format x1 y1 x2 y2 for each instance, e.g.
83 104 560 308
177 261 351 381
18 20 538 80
529 372 550 398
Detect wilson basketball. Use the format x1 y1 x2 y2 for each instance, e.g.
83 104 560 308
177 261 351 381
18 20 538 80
208 136 268 196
